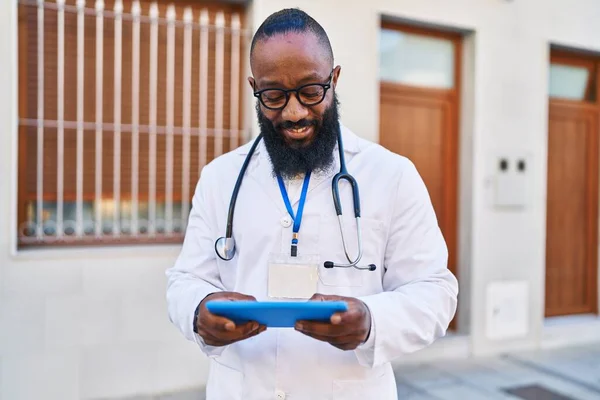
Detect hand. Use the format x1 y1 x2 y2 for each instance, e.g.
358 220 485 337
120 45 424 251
295 293 371 351
195 292 267 347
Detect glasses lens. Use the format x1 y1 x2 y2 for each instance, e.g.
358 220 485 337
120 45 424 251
299 85 326 105
260 90 287 109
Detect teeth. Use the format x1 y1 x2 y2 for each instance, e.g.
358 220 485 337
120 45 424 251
290 127 308 133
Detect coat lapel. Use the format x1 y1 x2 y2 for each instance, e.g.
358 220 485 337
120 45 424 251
236 125 362 210
236 139 287 214
300 125 362 203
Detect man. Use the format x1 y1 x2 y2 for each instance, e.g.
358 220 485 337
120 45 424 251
166 8 458 400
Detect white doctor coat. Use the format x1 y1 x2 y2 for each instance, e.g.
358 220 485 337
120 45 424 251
166 125 458 400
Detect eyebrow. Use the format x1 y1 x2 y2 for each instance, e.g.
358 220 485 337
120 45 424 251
258 72 329 89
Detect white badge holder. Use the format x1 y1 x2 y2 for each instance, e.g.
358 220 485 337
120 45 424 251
267 253 319 300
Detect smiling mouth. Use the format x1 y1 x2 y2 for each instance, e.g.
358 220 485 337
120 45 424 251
282 125 314 140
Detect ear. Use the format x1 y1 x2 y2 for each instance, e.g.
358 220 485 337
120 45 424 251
247 77 256 91
332 65 341 89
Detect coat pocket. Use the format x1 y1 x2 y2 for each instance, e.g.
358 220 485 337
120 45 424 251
332 368 395 400
206 359 244 400
318 215 386 288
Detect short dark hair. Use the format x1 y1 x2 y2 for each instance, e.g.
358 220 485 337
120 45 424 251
250 8 334 65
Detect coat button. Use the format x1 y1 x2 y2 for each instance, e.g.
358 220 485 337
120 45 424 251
275 389 286 399
280 215 292 228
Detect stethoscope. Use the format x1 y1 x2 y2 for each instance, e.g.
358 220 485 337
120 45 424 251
214 127 376 272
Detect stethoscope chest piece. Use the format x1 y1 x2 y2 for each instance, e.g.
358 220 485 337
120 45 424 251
215 236 236 261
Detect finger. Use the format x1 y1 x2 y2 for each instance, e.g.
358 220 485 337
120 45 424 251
309 293 346 301
226 293 257 301
331 302 364 325
295 320 346 337
300 330 363 346
216 321 258 340
238 321 260 337
203 312 238 332
230 324 265 342
309 293 326 301
246 324 267 338
330 312 344 325
202 321 261 344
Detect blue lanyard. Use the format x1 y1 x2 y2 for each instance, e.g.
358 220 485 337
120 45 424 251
276 171 311 257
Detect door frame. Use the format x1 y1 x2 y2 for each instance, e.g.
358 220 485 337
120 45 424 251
378 21 463 328
545 48 600 317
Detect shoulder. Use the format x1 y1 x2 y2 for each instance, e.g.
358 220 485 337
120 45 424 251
201 138 256 179
192 138 258 199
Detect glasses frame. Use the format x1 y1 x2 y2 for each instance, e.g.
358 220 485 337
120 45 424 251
253 71 334 110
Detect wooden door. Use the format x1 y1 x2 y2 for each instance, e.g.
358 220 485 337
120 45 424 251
378 24 461 281
545 50 600 317
379 83 457 270
378 23 461 329
545 103 598 316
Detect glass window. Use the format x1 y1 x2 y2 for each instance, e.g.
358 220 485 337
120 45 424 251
549 63 592 101
379 28 455 89
21 200 186 239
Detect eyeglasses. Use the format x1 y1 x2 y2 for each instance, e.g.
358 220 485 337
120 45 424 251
253 71 333 110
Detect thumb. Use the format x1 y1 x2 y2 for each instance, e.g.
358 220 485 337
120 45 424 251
310 293 326 301
330 312 343 325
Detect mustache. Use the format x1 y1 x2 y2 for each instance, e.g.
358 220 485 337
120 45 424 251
276 119 319 131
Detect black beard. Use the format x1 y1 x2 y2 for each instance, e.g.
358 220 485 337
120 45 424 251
257 94 340 180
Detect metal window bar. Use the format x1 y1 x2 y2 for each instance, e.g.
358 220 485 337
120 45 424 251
95 0 104 238
182 7 193 231
76 0 85 237
17 0 250 246
148 2 158 236
131 0 141 236
57 0 65 238
36 0 44 240
113 0 123 237
165 5 175 235
199 9 209 176
230 14 240 149
214 12 224 158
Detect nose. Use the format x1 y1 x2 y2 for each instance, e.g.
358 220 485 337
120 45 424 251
281 93 309 122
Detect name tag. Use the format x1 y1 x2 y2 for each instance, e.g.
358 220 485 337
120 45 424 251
268 254 319 299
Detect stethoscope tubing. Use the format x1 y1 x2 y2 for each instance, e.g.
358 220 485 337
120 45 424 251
224 133 263 238
215 127 376 271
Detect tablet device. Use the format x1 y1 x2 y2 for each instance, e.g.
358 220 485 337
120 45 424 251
205 300 348 328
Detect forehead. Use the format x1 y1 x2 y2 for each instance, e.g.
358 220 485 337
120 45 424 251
251 32 331 88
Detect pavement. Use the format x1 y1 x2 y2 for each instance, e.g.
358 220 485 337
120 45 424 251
107 342 600 400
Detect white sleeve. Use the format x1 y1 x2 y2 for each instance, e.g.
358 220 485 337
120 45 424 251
356 302 376 350
165 168 227 357
354 159 459 368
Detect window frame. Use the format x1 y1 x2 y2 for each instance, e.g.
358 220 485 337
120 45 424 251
16 0 249 249
379 21 463 95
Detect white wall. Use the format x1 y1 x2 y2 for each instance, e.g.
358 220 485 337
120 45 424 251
2 0 600 399
0 2 208 399
251 0 600 356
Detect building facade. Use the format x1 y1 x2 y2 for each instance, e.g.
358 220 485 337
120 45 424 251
1 0 600 398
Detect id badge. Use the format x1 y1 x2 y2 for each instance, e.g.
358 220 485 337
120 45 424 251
268 253 319 299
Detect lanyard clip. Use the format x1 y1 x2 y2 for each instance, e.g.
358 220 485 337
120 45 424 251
291 232 299 257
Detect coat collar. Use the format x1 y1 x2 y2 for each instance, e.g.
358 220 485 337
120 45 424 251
234 124 364 212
